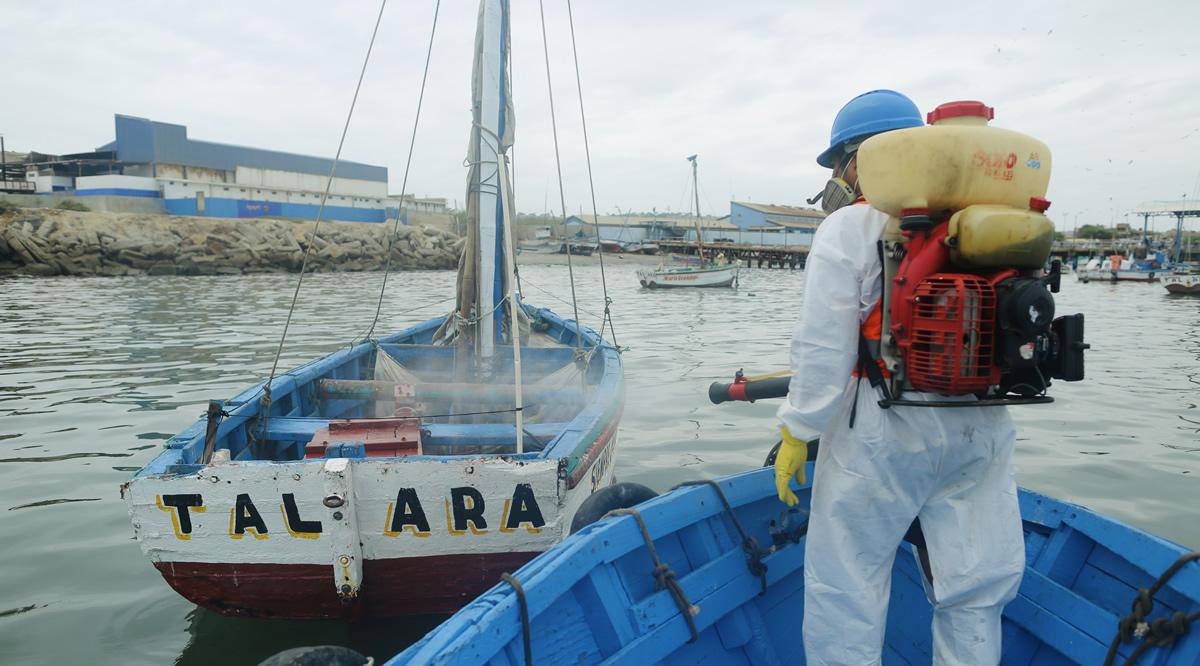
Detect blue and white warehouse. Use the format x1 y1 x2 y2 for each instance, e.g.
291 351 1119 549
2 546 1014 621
52 115 406 223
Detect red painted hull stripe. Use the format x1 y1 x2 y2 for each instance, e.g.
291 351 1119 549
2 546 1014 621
154 551 541 619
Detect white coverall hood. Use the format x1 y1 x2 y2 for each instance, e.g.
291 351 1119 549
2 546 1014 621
778 202 1025 665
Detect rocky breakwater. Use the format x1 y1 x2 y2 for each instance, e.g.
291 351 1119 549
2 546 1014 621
0 208 463 277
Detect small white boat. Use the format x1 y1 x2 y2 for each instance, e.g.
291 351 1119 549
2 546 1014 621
637 155 737 289
516 240 560 254
637 262 738 288
1078 268 1159 282
1077 256 1160 282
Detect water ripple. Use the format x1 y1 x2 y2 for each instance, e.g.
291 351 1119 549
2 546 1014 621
0 268 1197 665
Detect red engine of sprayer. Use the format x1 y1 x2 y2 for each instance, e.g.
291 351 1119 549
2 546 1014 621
889 213 1018 395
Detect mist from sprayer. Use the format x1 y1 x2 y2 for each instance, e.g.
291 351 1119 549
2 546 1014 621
371 347 588 455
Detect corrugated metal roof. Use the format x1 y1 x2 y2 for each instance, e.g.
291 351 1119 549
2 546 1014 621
763 216 820 229
104 114 387 182
733 200 824 219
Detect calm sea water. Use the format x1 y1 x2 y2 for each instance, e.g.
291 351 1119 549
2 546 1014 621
1 262 1197 664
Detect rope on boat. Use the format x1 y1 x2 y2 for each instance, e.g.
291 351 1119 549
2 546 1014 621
1104 551 1200 665
500 572 534 666
603 507 701 643
536 0 584 357
672 479 773 596
565 0 619 348
360 0 443 344
260 0 390 438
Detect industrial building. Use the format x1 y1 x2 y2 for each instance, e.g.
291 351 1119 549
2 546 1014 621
11 114 448 223
727 201 824 246
563 213 739 245
566 201 825 247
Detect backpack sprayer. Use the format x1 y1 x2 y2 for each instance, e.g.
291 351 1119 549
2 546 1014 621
711 101 1088 408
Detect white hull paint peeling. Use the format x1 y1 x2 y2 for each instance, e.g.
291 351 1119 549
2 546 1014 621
637 264 738 289
125 441 617 565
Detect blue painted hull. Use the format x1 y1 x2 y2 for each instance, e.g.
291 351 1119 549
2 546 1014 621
391 466 1200 665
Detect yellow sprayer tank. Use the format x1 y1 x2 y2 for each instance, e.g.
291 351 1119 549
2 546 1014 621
858 101 1055 269
857 101 1052 217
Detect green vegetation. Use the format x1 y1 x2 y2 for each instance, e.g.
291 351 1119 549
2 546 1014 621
53 199 91 212
1075 224 1115 240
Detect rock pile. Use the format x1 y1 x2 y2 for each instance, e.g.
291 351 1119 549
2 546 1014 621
0 208 463 277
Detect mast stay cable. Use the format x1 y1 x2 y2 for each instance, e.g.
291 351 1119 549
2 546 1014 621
359 0 443 343
536 0 583 352
565 0 619 347
259 0 389 430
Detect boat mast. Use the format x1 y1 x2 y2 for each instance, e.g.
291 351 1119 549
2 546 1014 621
688 154 705 258
474 0 511 360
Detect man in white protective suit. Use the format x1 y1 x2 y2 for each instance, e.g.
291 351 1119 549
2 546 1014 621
774 90 1026 665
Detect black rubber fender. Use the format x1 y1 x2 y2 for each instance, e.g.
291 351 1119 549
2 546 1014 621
763 438 820 467
258 645 369 666
569 482 658 534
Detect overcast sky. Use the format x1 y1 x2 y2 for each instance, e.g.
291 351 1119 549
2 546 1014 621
5 1 1198 232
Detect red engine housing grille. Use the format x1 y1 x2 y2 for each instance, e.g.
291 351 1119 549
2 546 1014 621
906 274 999 395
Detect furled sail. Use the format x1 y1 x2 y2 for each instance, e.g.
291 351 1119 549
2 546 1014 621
435 0 525 356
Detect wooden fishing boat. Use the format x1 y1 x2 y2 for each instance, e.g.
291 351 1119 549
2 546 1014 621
120 0 623 619
637 262 738 289
390 466 1200 665
637 156 738 289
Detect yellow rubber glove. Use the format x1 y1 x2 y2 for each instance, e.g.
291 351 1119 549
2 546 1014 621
774 426 808 506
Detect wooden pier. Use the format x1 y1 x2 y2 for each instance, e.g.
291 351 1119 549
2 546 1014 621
654 240 809 269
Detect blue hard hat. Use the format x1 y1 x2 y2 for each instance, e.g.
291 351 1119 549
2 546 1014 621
817 89 924 168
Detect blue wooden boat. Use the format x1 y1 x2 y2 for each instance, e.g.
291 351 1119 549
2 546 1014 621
120 0 625 619
390 466 1200 665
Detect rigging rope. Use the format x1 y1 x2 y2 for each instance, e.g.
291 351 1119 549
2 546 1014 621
565 0 618 347
258 0 389 443
604 507 701 643
501 573 534 666
1104 551 1200 666
536 0 583 353
360 0 442 344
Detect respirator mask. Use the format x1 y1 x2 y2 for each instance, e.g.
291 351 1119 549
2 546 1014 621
807 143 860 215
